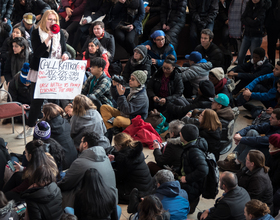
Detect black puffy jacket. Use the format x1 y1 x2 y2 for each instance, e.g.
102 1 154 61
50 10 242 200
241 0 271 37
47 115 77 170
267 151 280 193
21 182 63 220
112 142 153 203
147 66 184 103
0 0 13 20
122 55 152 83
179 137 209 200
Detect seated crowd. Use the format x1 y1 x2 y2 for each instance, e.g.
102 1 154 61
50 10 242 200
1 0 280 219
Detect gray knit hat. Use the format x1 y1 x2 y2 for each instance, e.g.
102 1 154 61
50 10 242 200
131 70 147 85
134 45 147 58
210 67 224 81
180 124 199 142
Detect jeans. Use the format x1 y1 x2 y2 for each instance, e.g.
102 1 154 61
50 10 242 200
236 84 274 108
234 129 260 164
6 19 12 35
238 35 262 64
189 21 215 50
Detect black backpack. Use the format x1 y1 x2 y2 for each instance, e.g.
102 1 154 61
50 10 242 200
201 152 219 199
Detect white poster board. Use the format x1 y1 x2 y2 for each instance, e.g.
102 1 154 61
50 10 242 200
34 58 87 99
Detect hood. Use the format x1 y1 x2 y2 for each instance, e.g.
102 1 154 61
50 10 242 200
80 146 107 162
255 214 275 220
116 141 144 164
156 181 181 197
21 182 61 204
185 137 208 152
97 135 111 149
167 136 182 145
0 200 14 217
80 108 98 119
217 107 235 121
48 115 67 134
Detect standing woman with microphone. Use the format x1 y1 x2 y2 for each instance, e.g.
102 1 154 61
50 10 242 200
17 10 71 138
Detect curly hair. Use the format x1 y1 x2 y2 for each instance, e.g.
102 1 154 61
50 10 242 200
245 199 270 218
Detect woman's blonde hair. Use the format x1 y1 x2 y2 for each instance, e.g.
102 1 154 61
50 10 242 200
37 10 60 32
73 94 96 117
114 133 139 151
42 103 64 121
200 109 222 131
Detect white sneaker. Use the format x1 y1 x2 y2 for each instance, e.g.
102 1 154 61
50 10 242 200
16 126 34 139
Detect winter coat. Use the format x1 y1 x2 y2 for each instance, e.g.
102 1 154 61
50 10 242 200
254 214 275 220
0 0 13 20
82 31 115 62
180 137 209 200
147 67 184 103
30 29 68 71
167 95 212 119
58 146 116 193
61 0 87 22
123 115 162 149
47 115 77 170
245 73 279 105
189 0 219 25
241 0 271 37
0 200 19 220
180 59 212 94
155 181 190 220
199 127 221 159
141 40 177 67
230 58 273 82
238 122 280 148
112 86 149 120
122 55 152 83
70 108 107 147
21 182 63 220
267 151 280 193
147 0 161 18
195 42 224 68
0 138 10 190
205 186 250 220
265 0 280 30
214 0 231 30
153 136 183 171
12 0 51 24
237 167 273 207
110 0 145 35
112 141 153 203
8 73 32 104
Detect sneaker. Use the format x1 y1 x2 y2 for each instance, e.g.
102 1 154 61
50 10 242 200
16 126 34 139
217 160 241 172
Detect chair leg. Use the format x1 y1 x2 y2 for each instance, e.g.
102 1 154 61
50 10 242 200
11 117 14 133
22 110 26 146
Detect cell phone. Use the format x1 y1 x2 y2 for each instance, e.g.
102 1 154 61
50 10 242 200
107 117 115 124
25 105 30 109
7 160 15 172
156 98 160 102
4 142 7 147
153 140 161 149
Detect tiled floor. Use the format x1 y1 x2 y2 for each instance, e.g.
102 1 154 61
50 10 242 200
0 102 257 220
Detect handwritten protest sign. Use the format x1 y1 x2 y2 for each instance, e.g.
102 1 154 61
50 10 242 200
34 58 87 99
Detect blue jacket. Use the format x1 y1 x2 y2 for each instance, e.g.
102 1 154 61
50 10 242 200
255 214 275 220
141 40 177 67
155 181 190 220
238 122 280 148
246 73 279 102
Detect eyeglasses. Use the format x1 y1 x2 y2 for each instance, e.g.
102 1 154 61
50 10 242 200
162 66 172 71
48 19 57 22
155 38 165 42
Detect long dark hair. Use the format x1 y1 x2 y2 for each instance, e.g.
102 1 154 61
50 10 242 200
10 37 29 58
76 168 116 218
138 195 165 220
24 140 58 181
85 38 109 59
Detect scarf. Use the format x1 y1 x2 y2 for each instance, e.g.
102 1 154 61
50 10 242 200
89 75 98 94
130 57 144 67
127 84 145 102
38 26 61 58
97 31 105 40
215 78 227 94
269 148 280 156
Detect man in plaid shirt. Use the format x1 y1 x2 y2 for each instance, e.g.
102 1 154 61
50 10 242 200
82 57 113 107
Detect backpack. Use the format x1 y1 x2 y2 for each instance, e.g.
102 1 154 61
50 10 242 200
201 152 219 199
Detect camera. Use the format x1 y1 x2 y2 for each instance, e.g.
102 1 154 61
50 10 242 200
112 75 125 85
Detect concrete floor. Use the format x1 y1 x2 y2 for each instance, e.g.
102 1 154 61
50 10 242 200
0 102 258 220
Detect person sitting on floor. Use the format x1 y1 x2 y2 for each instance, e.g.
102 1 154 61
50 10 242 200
81 57 113 108
100 70 149 132
228 47 273 96
244 199 274 220
180 51 212 98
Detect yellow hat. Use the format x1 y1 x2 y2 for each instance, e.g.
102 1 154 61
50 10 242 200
23 13 36 25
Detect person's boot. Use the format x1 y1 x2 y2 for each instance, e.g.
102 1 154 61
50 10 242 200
127 188 139 214
189 197 200 214
217 159 241 172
